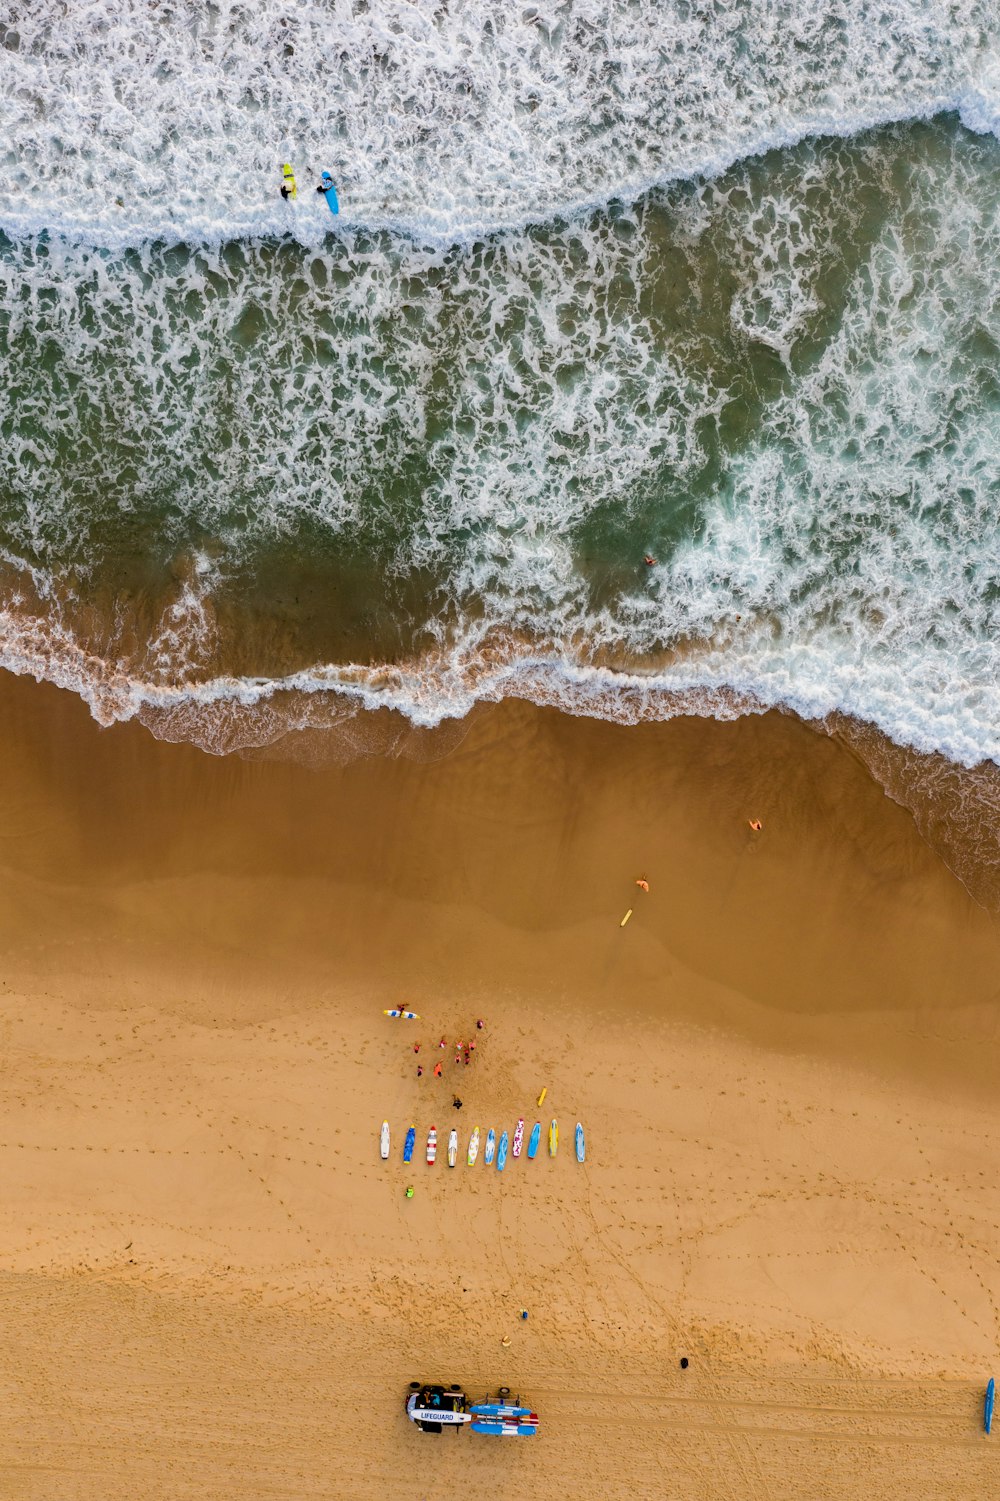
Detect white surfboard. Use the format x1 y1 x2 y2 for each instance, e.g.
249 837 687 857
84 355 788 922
448 1127 458 1167
380 1120 390 1160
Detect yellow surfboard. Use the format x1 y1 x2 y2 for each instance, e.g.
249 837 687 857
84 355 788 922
282 163 298 199
549 1118 558 1157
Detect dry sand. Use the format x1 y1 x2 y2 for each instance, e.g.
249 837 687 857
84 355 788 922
0 670 997 1498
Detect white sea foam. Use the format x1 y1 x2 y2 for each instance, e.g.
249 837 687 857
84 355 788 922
0 0 996 248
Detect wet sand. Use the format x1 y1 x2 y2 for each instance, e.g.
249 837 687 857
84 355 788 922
0 670 998 1498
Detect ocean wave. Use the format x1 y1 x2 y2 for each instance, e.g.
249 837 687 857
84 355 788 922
0 0 996 250
0 96 994 252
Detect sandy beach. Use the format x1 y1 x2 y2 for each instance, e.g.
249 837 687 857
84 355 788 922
0 669 998 1498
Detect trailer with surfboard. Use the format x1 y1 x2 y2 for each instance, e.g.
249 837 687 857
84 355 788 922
407 1382 538 1437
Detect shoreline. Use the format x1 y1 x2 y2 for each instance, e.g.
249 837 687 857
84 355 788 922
0 669 998 1495
4 593 1000 919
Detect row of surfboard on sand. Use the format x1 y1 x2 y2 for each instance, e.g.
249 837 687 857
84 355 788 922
380 1118 585 1169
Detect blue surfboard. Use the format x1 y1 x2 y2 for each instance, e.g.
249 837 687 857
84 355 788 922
497 1130 509 1171
470 1403 533 1419
470 1419 537 1435
402 1125 415 1163
527 1122 541 1159
986 1377 995 1434
575 1122 585 1162
484 1128 496 1165
319 171 339 215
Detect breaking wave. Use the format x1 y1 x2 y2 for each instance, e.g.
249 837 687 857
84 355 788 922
0 0 996 248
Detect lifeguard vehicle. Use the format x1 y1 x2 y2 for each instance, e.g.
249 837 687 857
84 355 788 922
405 1382 538 1436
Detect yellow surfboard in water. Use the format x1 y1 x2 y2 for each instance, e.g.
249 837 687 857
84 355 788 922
282 163 298 199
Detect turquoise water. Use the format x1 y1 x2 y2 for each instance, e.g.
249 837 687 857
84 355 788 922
0 2 998 772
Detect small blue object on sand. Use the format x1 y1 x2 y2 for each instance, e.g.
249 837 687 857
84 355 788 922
986 1377 995 1434
320 171 339 215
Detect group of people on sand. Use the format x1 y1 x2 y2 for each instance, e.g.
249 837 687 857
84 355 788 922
413 1019 484 1079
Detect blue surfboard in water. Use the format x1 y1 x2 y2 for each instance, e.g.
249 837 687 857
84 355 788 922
320 171 339 215
496 1130 509 1171
986 1378 995 1434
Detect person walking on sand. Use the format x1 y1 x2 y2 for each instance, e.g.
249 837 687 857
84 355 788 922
433 1062 443 1078
413 1041 421 1053
635 877 649 893
749 818 763 832
417 1065 423 1078
452 1096 463 1110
